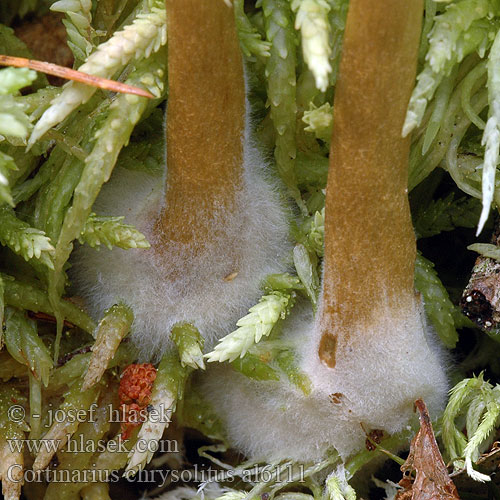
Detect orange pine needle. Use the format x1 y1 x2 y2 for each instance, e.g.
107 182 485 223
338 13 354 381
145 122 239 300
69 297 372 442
0 54 154 99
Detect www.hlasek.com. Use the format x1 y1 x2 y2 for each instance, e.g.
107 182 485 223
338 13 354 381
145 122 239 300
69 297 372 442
6 463 306 485
7 434 179 455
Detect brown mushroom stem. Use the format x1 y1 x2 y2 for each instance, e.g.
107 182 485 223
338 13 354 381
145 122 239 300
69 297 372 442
319 0 424 367
157 0 246 248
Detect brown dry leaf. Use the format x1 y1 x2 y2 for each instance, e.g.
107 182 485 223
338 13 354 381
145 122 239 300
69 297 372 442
396 399 460 500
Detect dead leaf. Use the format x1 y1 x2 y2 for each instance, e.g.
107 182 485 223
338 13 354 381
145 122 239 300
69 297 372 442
396 399 460 500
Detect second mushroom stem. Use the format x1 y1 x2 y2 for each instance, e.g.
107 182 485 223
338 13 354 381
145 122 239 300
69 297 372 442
319 0 425 367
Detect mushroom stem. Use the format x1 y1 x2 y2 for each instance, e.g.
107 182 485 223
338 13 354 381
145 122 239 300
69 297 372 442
72 0 290 359
157 0 246 249
200 0 449 463
319 0 424 367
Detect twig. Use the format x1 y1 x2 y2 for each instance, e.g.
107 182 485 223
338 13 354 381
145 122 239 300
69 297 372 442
0 55 154 98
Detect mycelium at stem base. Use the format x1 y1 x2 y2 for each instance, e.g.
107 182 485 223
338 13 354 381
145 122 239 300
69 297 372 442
203 0 448 462
71 0 290 360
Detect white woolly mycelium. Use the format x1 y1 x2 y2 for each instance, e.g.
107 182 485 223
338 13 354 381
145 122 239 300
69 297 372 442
71 112 290 360
202 297 448 462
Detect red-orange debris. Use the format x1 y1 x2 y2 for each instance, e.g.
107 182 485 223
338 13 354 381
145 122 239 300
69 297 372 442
118 363 157 440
